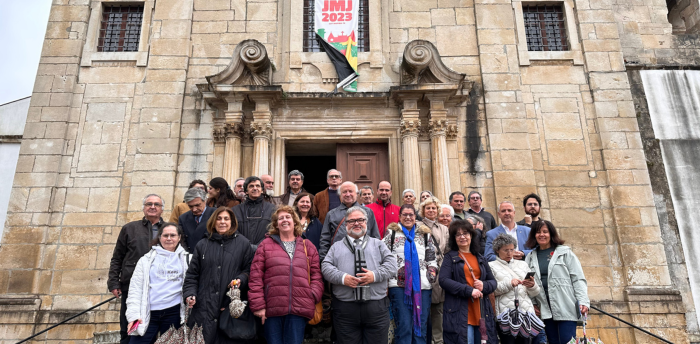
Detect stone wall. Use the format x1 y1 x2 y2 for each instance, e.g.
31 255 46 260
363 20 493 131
0 0 694 343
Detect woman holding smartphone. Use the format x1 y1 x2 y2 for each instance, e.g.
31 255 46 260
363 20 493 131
126 222 190 344
488 234 540 344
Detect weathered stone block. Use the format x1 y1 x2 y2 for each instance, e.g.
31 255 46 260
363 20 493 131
151 39 190 56
522 66 586 85
60 227 104 244
540 98 579 113
56 270 104 294
548 187 600 208
431 8 456 25
389 12 433 28
247 2 278 21
77 145 120 172
543 113 584 140
86 103 127 122
620 244 667 266
475 4 515 28
84 84 135 98
0 245 41 269
79 67 145 84
546 140 588 165
551 208 604 227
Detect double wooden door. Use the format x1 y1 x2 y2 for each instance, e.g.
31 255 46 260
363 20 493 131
336 143 389 190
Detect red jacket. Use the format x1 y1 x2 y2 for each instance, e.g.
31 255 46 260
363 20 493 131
249 234 324 319
366 199 400 238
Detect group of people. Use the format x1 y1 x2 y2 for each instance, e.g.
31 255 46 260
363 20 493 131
108 169 590 344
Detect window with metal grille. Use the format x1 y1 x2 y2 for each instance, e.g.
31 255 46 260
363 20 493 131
97 5 144 52
523 4 569 51
303 0 370 52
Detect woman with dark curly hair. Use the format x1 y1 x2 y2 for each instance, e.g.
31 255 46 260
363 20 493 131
439 220 498 344
524 220 589 344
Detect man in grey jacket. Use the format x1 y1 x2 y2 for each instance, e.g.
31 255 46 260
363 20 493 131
319 181 381 261
322 206 397 344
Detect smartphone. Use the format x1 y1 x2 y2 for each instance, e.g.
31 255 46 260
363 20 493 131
127 320 140 335
524 271 535 280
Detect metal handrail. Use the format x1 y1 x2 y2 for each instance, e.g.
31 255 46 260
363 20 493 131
590 305 674 344
16 296 117 344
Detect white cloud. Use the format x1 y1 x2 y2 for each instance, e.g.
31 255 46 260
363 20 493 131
0 1 52 105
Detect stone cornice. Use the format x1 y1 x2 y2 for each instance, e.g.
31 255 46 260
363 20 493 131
401 40 466 86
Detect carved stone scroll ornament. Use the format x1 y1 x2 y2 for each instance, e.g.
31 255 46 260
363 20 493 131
225 122 244 137
206 39 271 86
400 119 422 137
401 40 467 85
250 122 272 140
429 119 449 137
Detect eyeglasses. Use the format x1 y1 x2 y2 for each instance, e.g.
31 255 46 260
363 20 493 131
328 175 341 179
346 218 366 225
400 213 415 218
456 233 470 238
144 203 163 208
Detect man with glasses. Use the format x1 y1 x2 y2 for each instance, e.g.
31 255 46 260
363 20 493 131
465 191 498 231
178 187 214 252
319 181 380 262
314 169 344 225
322 206 397 344
516 193 542 227
108 194 165 344
232 176 275 247
169 179 207 222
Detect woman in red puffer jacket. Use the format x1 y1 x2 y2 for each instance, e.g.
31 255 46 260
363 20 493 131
249 205 324 344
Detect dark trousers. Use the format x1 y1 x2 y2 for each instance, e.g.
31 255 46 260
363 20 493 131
389 288 432 344
543 319 577 344
119 289 130 344
497 332 532 344
263 314 307 344
129 305 181 344
332 296 390 344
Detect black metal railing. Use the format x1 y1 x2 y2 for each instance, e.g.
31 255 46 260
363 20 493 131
16 296 117 344
590 305 674 344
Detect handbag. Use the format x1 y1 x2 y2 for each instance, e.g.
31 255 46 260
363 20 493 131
303 239 324 325
218 305 257 340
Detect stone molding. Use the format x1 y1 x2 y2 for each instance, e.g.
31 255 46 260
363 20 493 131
401 40 467 86
212 125 227 143
207 39 272 86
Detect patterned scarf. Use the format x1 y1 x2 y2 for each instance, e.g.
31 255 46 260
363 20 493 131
401 224 422 337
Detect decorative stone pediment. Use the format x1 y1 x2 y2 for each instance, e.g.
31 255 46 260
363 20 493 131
400 40 466 86
207 39 271 86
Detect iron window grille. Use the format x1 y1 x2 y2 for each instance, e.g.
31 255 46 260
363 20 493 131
97 5 144 52
303 0 370 52
523 4 569 51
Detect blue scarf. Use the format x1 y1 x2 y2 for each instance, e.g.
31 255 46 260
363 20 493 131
401 224 422 337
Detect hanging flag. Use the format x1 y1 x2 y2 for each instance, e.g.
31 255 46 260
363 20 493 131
315 0 359 92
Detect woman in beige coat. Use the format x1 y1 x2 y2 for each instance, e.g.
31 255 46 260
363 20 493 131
417 196 449 344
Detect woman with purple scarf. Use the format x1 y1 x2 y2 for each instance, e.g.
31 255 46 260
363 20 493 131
384 204 439 344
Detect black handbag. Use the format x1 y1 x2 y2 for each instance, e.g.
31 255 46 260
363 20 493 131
218 306 257 340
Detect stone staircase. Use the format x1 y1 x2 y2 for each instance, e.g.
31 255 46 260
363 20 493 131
93 330 120 344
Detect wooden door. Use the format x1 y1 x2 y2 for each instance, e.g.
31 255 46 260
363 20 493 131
336 143 390 190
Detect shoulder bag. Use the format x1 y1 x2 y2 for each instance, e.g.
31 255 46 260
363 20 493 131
303 239 324 325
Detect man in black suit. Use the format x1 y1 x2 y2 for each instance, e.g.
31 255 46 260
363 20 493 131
178 187 215 252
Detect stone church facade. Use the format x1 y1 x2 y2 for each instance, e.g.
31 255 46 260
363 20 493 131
1 0 699 342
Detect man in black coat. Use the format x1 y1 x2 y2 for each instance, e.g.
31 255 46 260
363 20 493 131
178 187 215 252
232 176 275 247
108 194 165 344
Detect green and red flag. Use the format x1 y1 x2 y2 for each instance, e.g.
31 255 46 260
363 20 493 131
315 0 359 92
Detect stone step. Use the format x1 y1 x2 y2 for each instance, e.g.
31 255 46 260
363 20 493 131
93 330 120 344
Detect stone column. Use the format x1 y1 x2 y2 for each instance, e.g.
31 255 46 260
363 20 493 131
272 137 286 196
428 98 451 202
222 96 245 182
250 98 273 177
400 98 422 192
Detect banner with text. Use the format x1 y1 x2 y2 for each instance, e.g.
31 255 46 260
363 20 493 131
315 0 359 92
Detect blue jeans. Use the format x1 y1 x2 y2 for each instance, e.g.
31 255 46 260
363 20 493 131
543 319 577 344
263 314 307 344
389 288 432 344
129 305 181 344
466 325 481 344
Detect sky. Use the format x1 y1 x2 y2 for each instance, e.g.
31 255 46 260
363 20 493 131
0 1 52 105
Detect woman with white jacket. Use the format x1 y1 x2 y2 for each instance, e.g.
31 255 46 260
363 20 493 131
126 222 190 344
488 234 540 344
